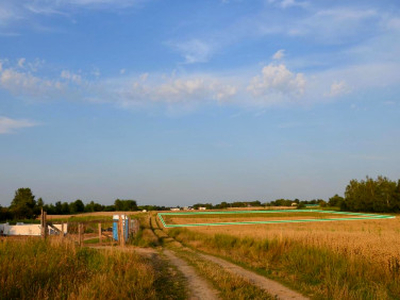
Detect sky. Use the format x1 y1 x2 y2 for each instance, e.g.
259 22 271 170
1 0 400 207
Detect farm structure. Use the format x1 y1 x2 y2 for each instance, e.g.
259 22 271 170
0 223 67 236
0 210 140 247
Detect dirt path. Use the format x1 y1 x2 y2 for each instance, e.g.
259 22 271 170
197 252 308 300
163 249 220 300
151 212 307 299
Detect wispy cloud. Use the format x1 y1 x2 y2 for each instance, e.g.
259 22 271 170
272 49 285 60
324 80 350 97
0 61 64 98
1 49 400 111
0 0 146 33
169 39 215 64
0 116 38 134
268 0 309 9
286 7 379 44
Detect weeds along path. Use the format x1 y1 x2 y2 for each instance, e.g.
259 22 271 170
153 213 309 300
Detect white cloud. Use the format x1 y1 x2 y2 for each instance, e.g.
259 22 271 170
272 49 285 60
386 18 400 31
324 80 350 97
289 8 379 44
117 74 238 106
0 116 37 134
0 0 145 32
171 39 214 64
248 64 306 100
0 61 64 97
17 58 25 68
273 0 308 9
61 70 82 84
140 73 148 81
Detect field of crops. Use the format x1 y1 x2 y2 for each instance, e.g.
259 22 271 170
167 211 400 299
160 210 394 227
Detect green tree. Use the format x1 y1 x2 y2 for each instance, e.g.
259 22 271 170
10 188 37 219
114 199 138 211
69 199 84 214
328 194 344 207
344 176 398 212
34 197 44 216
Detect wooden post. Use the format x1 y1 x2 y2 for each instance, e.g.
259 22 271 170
78 223 82 246
60 222 64 239
40 209 47 240
40 208 44 239
98 223 102 244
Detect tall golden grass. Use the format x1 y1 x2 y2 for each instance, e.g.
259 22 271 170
0 237 183 299
168 215 400 299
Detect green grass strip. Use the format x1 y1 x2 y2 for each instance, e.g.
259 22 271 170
158 210 395 228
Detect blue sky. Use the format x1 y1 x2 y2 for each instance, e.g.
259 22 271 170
1 0 399 207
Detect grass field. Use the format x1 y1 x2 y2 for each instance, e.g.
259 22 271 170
159 210 395 227
166 212 400 299
0 237 187 300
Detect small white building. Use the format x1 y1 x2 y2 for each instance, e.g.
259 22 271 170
0 223 67 236
198 207 207 210
170 207 181 211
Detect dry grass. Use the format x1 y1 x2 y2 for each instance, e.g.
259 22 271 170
167 214 400 299
187 217 400 270
164 211 352 225
0 237 186 300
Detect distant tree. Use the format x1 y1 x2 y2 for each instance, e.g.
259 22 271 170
61 202 70 214
54 201 62 214
10 188 37 219
328 194 344 207
343 176 399 212
104 205 116 211
34 197 44 216
44 203 55 215
297 202 306 209
69 199 84 214
114 199 138 211
36 198 44 209
251 200 262 207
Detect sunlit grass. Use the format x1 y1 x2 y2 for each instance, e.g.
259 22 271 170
168 217 400 299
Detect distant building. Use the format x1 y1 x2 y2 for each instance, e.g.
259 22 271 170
0 223 67 236
170 207 181 211
198 207 207 210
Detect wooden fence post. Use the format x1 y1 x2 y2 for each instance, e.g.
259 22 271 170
78 223 83 246
98 223 102 244
40 209 47 240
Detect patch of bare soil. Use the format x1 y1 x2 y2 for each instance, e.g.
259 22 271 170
163 249 220 300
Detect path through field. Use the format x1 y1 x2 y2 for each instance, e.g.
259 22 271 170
197 252 308 300
163 249 219 300
150 214 309 300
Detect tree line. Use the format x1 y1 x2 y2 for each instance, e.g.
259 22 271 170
0 188 164 221
1 176 399 221
340 176 400 212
